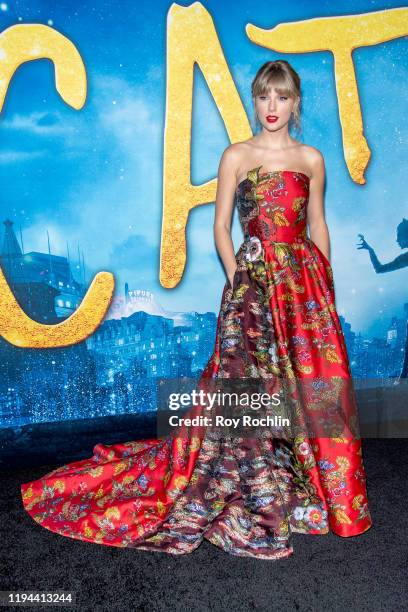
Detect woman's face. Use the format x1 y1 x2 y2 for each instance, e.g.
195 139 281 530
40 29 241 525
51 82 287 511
253 86 298 131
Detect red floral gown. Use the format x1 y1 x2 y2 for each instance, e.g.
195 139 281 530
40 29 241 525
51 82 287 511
21 167 372 560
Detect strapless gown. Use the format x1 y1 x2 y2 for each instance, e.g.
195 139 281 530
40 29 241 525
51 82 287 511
20 166 372 560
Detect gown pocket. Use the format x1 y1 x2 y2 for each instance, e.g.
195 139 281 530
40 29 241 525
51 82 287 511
228 267 239 291
312 242 332 269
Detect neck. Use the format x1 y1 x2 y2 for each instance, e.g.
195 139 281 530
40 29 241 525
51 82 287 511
255 128 298 151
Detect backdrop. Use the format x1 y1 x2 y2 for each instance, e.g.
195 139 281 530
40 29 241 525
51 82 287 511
0 1 407 451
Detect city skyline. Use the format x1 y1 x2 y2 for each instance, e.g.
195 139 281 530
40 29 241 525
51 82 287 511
1 213 407 430
1 214 407 342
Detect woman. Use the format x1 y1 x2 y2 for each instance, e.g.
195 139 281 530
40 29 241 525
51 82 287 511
20 60 372 560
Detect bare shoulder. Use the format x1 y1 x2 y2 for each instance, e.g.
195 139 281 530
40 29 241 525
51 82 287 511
302 145 325 179
219 142 247 177
221 141 250 161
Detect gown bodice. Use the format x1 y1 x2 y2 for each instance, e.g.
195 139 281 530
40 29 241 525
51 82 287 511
235 167 310 245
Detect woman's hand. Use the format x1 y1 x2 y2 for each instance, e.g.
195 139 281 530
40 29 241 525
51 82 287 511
357 234 372 251
228 268 237 289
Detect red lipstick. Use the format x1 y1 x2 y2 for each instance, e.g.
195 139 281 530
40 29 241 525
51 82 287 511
266 115 278 123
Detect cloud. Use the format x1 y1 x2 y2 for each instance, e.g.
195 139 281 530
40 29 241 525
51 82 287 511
22 220 68 256
13 74 166 278
0 149 47 163
108 233 157 270
1 111 74 135
94 74 161 147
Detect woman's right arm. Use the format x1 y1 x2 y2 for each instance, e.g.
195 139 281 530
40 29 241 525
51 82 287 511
213 145 240 288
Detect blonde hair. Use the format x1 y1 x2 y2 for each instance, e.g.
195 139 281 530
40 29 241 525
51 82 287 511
251 60 302 134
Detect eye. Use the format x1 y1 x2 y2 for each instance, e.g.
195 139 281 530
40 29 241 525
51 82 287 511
280 96 288 101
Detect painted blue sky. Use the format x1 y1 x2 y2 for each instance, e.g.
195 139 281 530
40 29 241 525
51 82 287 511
0 0 406 338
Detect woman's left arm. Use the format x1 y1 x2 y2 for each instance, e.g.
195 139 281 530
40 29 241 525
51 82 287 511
306 149 331 262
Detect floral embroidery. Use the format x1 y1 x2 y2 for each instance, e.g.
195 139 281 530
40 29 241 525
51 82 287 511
20 169 372 559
